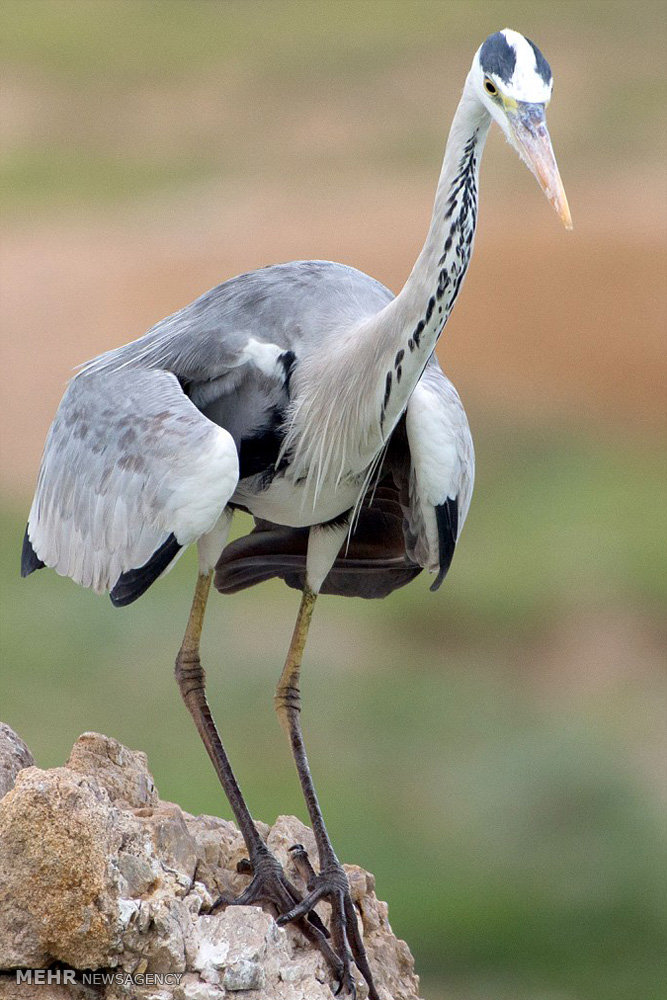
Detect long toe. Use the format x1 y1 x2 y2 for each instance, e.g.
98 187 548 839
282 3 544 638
223 849 341 977
276 852 380 1000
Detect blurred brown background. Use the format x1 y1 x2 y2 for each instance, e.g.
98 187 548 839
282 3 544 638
1 3 666 999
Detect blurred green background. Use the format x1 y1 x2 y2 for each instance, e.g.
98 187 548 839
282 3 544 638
1 3 665 999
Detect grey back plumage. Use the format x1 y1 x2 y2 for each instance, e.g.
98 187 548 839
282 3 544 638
82 261 392 380
81 260 394 452
26 260 473 598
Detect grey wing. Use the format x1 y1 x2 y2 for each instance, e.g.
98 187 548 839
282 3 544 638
24 368 239 595
81 260 393 440
403 357 474 590
24 260 392 598
94 260 394 373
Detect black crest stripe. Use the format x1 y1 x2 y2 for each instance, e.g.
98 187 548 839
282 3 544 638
479 31 516 84
525 37 552 85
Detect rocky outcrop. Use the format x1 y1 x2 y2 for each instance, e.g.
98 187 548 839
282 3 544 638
0 726 422 1000
0 724 34 799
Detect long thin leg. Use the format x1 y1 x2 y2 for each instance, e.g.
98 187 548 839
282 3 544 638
176 572 265 852
274 588 330 854
175 571 338 964
274 586 379 1000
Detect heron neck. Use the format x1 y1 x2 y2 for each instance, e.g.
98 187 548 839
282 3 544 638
369 74 490 438
282 76 490 497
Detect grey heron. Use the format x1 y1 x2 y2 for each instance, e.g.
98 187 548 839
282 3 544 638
22 29 571 998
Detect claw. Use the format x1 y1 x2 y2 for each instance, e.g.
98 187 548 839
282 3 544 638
220 848 342 981
277 846 379 1000
220 844 375 999
334 977 356 999
343 894 379 1000
289 842 318 885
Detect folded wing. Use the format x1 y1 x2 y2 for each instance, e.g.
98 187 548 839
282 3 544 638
403 359 474 590
23 368 239 596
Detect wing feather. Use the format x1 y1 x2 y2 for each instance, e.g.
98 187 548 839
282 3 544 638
403 359 474 584
26 368 239 594
79 261 391 384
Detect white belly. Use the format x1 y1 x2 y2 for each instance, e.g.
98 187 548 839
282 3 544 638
232 473 362 527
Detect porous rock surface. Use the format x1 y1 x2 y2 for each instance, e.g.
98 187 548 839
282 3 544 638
0 726 422 1000
0 724 34 799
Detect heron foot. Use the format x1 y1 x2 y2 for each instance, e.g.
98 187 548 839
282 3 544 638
212 846 343 982
276 844 380 1000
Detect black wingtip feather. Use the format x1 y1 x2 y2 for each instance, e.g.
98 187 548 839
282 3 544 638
21 526 45 577
430 497 459 592
109 533 182 607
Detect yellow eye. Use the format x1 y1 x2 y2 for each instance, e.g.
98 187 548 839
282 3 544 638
484 78 498 96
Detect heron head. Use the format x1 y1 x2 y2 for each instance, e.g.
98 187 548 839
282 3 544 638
472 29 572 229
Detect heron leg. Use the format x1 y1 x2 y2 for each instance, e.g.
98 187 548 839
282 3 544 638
274 585 379 1000
174 571 339 968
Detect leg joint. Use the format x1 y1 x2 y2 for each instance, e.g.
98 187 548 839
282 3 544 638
274 681 301 714
175 648 206 700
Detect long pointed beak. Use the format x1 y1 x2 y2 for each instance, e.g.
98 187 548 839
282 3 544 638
507 102 572 230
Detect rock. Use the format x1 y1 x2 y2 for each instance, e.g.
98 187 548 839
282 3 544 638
0 723 34 799
0 764 128 969
222 958 264 991
0 729 423 1000
66 731 158 809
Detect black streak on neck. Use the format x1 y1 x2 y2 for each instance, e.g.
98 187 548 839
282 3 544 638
380 130 479 431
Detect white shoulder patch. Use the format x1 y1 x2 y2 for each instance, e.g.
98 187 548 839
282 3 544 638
239 337 286 378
